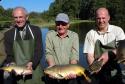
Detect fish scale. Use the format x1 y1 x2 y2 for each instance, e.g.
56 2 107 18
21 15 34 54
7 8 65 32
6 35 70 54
0 65 32 76
44 64 91 83
89 60 103 73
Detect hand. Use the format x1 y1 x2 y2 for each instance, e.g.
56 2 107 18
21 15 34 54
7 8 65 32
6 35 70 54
22 69 32 75
11 68 32 76
26 62 33 70
48 74 57 79
65 73 77 79
23 62 33 75
98 52 109 66
93 52 109 73
46 65 57 79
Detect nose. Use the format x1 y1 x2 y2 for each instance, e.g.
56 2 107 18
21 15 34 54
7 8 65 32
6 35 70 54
100 18 104 22
58 24 63 27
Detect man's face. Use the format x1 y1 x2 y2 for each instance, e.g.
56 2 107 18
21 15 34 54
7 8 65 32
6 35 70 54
96 9 110 30
56 21 69 35
13 9 28 28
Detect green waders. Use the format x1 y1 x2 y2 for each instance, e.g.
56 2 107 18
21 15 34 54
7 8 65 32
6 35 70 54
13 28 45 84
94 40 122 84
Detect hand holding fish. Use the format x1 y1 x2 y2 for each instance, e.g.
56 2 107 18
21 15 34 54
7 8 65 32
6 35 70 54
98 52 109 66
15 68 32 76
26 62 33 70
48 71 77 79
44 64 91 83
65 73 77 79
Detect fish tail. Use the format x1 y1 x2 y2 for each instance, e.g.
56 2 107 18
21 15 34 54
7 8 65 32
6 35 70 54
82 72 91 83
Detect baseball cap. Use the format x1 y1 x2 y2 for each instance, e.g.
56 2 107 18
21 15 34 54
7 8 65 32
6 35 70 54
55 13 69 23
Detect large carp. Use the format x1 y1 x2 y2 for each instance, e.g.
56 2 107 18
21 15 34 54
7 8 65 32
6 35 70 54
44 64 91 82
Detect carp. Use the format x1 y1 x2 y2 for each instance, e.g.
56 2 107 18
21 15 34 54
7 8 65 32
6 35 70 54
44 64 91 82
0 65 32 75
89 60 103 73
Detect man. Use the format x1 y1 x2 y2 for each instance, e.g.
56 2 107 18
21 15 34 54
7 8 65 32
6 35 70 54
4 7 45 84
45 13 79 84
83 7 125 84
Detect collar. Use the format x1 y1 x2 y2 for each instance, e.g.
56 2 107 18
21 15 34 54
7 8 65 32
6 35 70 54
15 24 27 32
56 30 69 38
97 24 111 35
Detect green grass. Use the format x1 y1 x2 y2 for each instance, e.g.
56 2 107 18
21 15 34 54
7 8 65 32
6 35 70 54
0 19 95 28
32 19 95 28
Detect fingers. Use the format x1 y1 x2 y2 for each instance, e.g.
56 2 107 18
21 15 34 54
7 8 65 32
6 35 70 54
98 52 109 65
66 73 77 79
48 74 57 79
26 62 33 70
48 73 77 79
22 69 32 75
24 62 33 75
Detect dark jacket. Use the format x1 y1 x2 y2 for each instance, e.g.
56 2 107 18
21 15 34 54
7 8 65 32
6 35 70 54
4 24 42 70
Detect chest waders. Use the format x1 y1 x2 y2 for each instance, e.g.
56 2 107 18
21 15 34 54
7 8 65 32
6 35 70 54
13 26 45 84
94 40 116 59
94 40 122 83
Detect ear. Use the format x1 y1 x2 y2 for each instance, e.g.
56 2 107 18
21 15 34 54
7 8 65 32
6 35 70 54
108 15 110 21
67 24 70 28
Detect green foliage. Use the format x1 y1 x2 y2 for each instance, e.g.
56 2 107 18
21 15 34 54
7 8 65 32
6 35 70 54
0 6 12 21
1 0 125 26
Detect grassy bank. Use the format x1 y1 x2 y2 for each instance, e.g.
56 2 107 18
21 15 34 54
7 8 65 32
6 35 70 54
31 19 94 28
0 20 94 29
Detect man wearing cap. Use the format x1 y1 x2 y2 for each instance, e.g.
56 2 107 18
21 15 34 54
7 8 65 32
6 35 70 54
45 13 79 84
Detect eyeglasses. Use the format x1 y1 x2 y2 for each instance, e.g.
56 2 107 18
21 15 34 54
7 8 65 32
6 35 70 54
56 21 68 26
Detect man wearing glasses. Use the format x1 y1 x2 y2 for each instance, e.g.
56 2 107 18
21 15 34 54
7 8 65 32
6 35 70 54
45 13 79 84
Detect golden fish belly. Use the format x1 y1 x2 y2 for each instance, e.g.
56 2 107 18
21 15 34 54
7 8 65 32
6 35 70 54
44 64 91 82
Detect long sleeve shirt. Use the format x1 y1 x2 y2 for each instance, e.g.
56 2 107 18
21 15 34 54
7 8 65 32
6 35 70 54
45 30 79 65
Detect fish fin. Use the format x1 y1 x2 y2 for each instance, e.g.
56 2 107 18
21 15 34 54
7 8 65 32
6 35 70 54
81 72 91 83
23 74 25 80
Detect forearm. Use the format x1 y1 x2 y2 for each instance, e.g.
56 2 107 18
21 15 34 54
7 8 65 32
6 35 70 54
71 34 79 64
46 49 55 66
98 50 116 66
86 53 95 65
